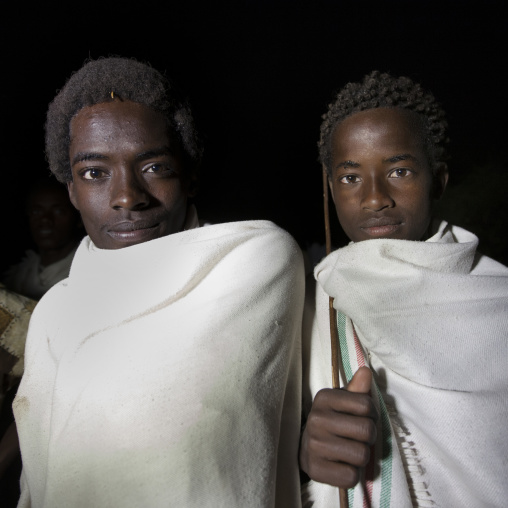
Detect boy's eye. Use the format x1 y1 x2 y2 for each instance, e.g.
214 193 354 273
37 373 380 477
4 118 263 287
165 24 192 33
389 168 412 178
82 168 105 180
144 163 174 174
339 174 361 184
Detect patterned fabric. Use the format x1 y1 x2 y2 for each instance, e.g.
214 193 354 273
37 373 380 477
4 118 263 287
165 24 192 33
0 285 37 380
336 312 395 508
301 282 412 508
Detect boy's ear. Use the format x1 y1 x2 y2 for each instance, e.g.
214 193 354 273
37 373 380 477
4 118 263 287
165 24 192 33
67 181 79 210
433 163 449 200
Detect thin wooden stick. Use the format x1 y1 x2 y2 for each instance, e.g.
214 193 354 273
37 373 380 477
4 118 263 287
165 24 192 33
322 168 348 508
339 488 349 507
328 297 341 389
323 167 332 257
322 168 344 388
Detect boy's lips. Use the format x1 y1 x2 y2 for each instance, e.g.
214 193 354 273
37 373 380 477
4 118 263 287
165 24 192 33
108 220 158 232
107 220 160 243
360 217 402 237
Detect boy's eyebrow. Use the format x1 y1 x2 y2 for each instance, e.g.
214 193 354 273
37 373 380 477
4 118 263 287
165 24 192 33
71 146 174 167
71 152 108 166
384 153 417 163
135 146 173 161
334 160 360 170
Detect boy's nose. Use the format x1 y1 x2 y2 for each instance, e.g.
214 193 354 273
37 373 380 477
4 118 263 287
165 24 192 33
110 171 150 211
361 178 394 212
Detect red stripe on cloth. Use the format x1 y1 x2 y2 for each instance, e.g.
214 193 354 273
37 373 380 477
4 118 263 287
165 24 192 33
352 326 374 507
352 327 366 368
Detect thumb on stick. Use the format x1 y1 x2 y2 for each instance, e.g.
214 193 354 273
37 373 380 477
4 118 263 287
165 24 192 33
346 366 372 394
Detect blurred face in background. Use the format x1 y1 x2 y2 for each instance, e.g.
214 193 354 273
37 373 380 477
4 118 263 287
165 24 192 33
27 185 81 257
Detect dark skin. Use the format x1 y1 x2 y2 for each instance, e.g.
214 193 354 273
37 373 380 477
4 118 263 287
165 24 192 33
300 108 448 488
300 367 377 488
26 186 81 266
328 108 448 243
67 100 189 250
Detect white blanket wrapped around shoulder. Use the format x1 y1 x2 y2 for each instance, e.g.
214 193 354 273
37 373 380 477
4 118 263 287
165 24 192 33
14 220 304 508
304 221 508 507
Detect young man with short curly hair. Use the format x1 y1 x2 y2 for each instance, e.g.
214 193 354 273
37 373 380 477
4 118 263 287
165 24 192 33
300 71 508 507
14 57 304 508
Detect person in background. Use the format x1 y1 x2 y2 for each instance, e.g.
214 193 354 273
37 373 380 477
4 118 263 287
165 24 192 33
2 178 83 300
1 179 81 502
299 71 508 507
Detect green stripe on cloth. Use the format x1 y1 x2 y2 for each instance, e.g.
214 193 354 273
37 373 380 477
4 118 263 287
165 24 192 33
375 385 393 507
336 311 393 507
348 484 355 507
336 311 355 507
374 383 393 508
336 311 353 383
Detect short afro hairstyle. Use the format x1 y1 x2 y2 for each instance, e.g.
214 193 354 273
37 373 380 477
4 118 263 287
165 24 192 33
45 57 203 184
319 71 449 175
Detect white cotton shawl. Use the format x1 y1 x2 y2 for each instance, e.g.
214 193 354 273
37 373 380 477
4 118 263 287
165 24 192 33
303 221 508 507
14 219 304 508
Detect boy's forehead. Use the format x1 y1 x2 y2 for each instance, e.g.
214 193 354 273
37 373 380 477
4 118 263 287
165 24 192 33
331 108 428 160
70 101 168 141
68 101 183 168
337 108 424 136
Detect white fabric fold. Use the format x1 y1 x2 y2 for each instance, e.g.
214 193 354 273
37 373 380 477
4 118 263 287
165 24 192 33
303 221 508 507
15 219 304 508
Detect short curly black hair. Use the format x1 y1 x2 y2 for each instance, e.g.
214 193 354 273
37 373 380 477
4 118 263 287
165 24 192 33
45 57 203 185
319 71 449 175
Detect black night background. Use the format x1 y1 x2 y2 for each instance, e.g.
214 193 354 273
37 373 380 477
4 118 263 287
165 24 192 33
3 0 507 267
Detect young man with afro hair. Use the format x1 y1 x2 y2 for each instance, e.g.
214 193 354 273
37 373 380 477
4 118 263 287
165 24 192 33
299 71 508 507
13 57 304 508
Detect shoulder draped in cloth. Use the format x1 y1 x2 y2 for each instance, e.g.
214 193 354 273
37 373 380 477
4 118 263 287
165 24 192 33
14 218 305 508
302 221 508 507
